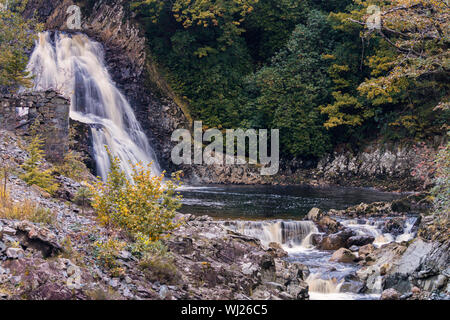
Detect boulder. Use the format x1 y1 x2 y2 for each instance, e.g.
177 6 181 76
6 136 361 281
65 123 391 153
317 229 356 250
380 288 400 300
382 218 404 236
347 235 375 247
391 198 411 213
306 208 323 222
330 248 357 263
358 244 375 259
317 216 341 234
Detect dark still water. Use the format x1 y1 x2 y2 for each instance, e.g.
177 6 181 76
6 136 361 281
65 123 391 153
178 185 405 220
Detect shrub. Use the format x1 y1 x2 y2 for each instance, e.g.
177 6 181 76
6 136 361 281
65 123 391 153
54 150 90 182
73 186 93 214
137 239 179 284
93 238 126 277
20 134 59 195
89 148 182 241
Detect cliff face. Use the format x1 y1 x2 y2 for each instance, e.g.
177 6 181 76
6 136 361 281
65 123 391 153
187 142 435 191
23 0 190 171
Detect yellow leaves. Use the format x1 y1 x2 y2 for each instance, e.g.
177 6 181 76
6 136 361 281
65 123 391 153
93 238 127 276
389 115 421 134
322 54 336 60
89 147 182 244
320 91 370 129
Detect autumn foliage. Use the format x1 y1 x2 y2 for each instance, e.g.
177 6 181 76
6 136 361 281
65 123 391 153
90 149 182 242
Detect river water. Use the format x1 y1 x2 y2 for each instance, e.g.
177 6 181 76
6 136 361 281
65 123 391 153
179 185 415 300
178 184 403 219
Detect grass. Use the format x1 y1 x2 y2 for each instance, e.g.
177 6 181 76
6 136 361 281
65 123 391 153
0 190 56 226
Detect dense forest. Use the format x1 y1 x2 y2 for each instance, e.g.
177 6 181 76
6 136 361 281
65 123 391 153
128 0 448 160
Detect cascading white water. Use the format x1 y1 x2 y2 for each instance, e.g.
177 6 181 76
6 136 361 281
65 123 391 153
340 217 418 247
227 215 419 300
225 220 319 249
25 32 161 180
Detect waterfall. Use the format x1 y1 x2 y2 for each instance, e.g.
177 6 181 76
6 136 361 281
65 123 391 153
25 32 161 180
224 220 319 249
306 273 344 294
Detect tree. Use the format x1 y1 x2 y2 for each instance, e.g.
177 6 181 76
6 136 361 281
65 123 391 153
245 10 334 158
0 0 42 93
321 0 449 142
20 134 59 195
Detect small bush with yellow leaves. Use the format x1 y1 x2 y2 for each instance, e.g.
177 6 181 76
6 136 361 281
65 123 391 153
93 238 126 277
89 148 183 242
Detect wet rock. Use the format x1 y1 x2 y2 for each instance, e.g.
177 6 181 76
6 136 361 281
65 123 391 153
268 242 288 258
347 235 375 247
382 218 404 236
330 248 357 263
358 244 375 259
317 216 341 234
306 208 323 222
317 229 356 250
391 198 411 213
381 288 400 300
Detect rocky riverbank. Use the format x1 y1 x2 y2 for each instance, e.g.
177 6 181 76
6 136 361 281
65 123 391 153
303 202 449 300
0 128 448 300
0 130 311 300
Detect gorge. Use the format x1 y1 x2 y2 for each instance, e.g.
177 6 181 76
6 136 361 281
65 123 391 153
0 0 447 302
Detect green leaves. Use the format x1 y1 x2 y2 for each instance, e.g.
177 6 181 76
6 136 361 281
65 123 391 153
246 10 335 158
131 0 448 160
0 0 42 93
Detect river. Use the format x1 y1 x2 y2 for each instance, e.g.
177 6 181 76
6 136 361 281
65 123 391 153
179 185 416 300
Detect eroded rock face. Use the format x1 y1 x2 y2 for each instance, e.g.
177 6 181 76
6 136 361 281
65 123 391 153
316 143 437 191
357 239 449 297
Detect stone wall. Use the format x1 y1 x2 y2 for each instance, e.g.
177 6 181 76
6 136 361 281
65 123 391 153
0 90 70 162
